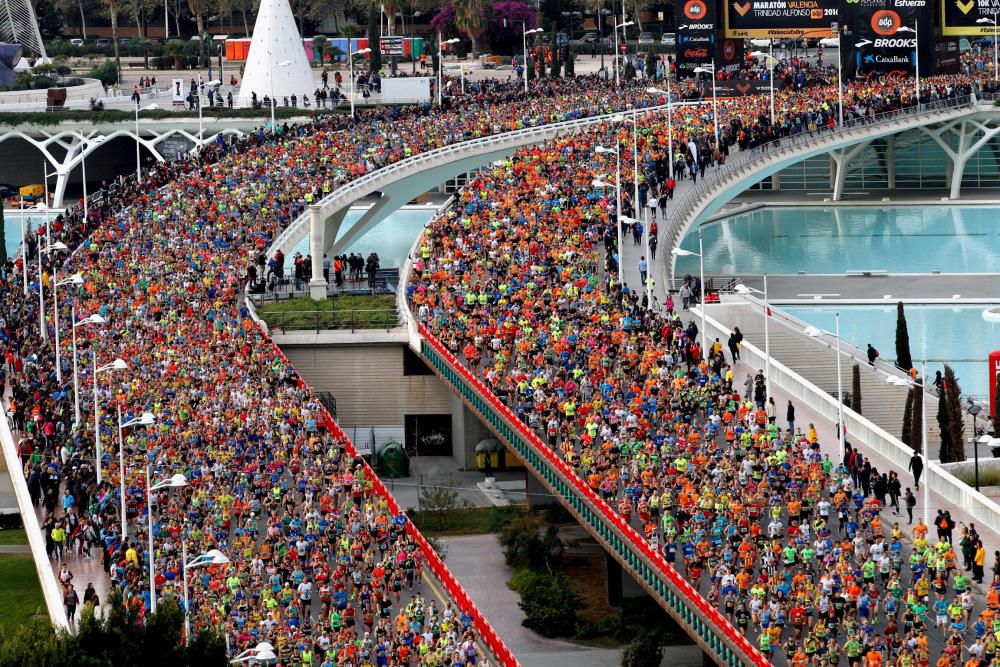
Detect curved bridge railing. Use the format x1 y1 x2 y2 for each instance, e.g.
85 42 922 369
413 324 769 667
268 102 676 257
663 95 980 280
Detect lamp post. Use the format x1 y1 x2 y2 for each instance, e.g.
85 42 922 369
671 234 707 357
117 407 153 538
694 63 719 150
522 27 544 94
181 545 228 639
134 103 159 184
749 49 776 125
594 143 624 285
897 23 920 105
349 49 371 118
37 240 68 342
968 400 983 490
52 272 84 382
196 80 221 149
147 470 186 614
438 37 460 105
269 60 292 131
734 279 771 400
78 134 105 220
892 364 931 518
646 85 674 179
977 15 999 84
807 314 846 459
614 19 635 87
20 200 29 294
72 312 105 426
91 355 125 485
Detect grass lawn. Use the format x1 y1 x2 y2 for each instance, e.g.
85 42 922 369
410 506 525 537
0 554 46 635
256 294 398 330
0 528 27 545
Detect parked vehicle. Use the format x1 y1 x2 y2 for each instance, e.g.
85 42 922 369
818 36 839 49
661 33 676 47
638 31 654 45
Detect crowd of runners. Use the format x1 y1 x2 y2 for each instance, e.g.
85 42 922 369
2 68 999 667
410 74 1000 667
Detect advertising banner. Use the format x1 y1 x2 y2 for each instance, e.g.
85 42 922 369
379 36 404 56
716 37 746 75
724 0 838 38
841 0 932 79
935 38 962 74
699 78 786 96
942 0 1000 35
675 0 717 77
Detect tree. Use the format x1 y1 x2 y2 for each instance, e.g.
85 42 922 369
938 365 966 463
187 0 208 59
104 0 123 83
454 0 490 57
312 35 328 64
518 573 582 637
486 1 536 54
418 480 465 530
430 4 457 37
895 301 913 372
901 387 913 448
366 3 382 73
621 633 664 667
910 385 923 454
851 364 862 414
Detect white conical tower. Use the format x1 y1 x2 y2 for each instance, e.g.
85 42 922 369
237 0 315 107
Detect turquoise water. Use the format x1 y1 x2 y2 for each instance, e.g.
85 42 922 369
675 206 1000 275
291 206 434 268
4 207 435 269
784 305 1000 399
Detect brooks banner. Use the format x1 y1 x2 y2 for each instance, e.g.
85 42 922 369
724 0 838 38
942 0 1000 35
841 0 932 79
675 0 718 77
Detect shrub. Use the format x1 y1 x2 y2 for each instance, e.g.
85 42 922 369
621 633 664 667
87 61 120 87
574 615 620 640
518 573 582 637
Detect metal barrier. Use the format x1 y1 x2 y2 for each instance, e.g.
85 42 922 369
416 323 768 667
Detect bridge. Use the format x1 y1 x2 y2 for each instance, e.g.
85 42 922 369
662 95 1000 281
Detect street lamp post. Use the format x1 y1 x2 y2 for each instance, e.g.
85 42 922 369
269 60 292 131
694 63 719 150
968 400 983 490
595 143 624 285
749 49 777 125
614 19 635 87
181 545 229 639
522 27 544 94
897 23 920 105
117 407 153 539
806 313 846 460
196 80 221 149
72 312 105 426
134 103 159 184
977 15 999 84
349 49 372 118
438 37 460 105
734 279 771 399
78 134 105 220
646 86 674 179
147 470 186 613
91 355 125 485
52 272 84 383
671 234 707 357
37 240 68 342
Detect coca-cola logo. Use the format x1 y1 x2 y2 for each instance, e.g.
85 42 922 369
684 47 710 58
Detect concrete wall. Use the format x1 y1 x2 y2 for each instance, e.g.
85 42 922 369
0 78 105 106
280 342 453 426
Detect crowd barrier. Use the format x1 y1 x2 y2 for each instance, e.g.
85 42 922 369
415 323 768 667
258 331 520 667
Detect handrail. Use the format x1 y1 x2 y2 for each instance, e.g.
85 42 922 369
416 322 768 667
0 412 70 629
266 101 678 257
258 328 519 666
663 95 979 278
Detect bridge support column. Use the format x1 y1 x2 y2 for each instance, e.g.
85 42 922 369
886 136 896 190
920 118 1000 200
449 394 491 470
308 204 328 301
830 141 871 201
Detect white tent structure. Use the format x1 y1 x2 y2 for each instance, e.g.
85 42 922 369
236 0 314 108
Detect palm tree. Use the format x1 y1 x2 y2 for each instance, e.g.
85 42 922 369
188 0 207 59
105 0 122 81
454 0 489 57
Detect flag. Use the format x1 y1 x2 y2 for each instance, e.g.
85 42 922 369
766 306 772 317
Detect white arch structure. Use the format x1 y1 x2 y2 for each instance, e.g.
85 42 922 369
0 126 248 206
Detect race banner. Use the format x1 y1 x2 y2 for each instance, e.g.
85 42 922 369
675 0 717 77
716 37 746 76
841 0 932 79
935 38 962 74
724 0 838 38
942 0 1000 35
